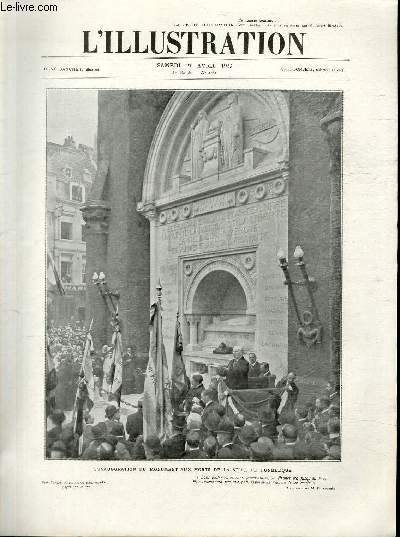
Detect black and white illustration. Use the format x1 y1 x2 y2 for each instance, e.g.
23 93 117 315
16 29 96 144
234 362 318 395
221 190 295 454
46 89 342 461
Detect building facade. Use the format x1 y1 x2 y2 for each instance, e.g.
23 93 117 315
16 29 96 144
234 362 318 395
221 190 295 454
47 136 97 324
82 90 342 397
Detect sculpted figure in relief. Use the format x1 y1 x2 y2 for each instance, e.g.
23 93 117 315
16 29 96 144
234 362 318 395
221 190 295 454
220 93 244 169
191 110 209 179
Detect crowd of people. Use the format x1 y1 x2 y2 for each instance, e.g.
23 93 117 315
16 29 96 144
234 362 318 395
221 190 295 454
48 323 143 410
46 341 341 460
48 323 88 410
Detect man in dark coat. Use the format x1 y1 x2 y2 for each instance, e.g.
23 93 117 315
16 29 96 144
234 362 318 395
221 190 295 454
231 424 258 459
272 424 298 460
201 389 219 423
104 405 125 437
125 401 143 442
216 418 236 459
184 374 205 412
248 352 261 377
162 418 186 459
276 371 299 425
182 431 208 459
226 346 249 390
122 347 136 395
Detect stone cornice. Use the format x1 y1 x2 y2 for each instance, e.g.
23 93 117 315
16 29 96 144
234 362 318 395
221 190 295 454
139 163 288 216
81 200 111 233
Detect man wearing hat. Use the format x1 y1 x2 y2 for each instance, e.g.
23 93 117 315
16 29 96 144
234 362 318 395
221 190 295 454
324 444 340 460
126 401 143 442
162 413 186 458
272 424 298 460
46 409 66 454
81 422 108 459
104 405 125 437
48 440 67 459
313 396 331 435
249 440 273 462
232 424 258 459
258 407 278 441
131 435 146 460
226 346 249 390
216 417 236 458
144 435 162 460
182 431 208 459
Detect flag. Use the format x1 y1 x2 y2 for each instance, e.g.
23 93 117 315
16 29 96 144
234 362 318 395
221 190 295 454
73 330 95 437
170 314 189 410
47 250 65 295
46 340 57 415
143 301 172 442
108 329 123 406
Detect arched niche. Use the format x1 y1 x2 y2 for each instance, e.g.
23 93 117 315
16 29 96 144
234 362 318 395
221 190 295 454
184 259 256 352
140 90 289 208
184 258 255 315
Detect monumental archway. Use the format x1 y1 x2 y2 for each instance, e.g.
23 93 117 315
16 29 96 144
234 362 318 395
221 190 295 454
138 90 289 378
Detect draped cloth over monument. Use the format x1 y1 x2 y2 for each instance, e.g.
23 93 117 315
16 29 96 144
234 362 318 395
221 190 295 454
226 388 281 422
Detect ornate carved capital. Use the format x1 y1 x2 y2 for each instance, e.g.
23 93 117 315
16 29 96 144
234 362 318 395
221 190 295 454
186 314 201 324
80 200 111 234
320 96 343 174
137 201 157 222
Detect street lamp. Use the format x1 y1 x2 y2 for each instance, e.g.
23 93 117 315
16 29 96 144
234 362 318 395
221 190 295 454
92 271 120 315
277 245 322 345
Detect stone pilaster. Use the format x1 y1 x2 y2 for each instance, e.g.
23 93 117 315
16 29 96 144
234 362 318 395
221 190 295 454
320 96 343 389
137 202 158 298
81 200 111 347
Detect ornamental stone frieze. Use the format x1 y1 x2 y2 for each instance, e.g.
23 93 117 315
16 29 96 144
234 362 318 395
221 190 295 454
145 174 288 226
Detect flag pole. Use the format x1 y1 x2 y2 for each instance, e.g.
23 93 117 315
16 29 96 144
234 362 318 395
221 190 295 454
156 278 162 305
72 318 94 423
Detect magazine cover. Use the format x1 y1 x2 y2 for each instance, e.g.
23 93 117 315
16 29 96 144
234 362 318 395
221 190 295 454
0 1 396 536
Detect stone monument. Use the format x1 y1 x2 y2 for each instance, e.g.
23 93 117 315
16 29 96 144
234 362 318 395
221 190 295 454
138 90 290 379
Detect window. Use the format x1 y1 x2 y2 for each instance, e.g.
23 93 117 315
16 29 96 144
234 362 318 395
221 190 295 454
70 183 85 202
56 181 69 199
60 260 72 283
81 225 86 242
64 167 72 178
60 221 72 240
